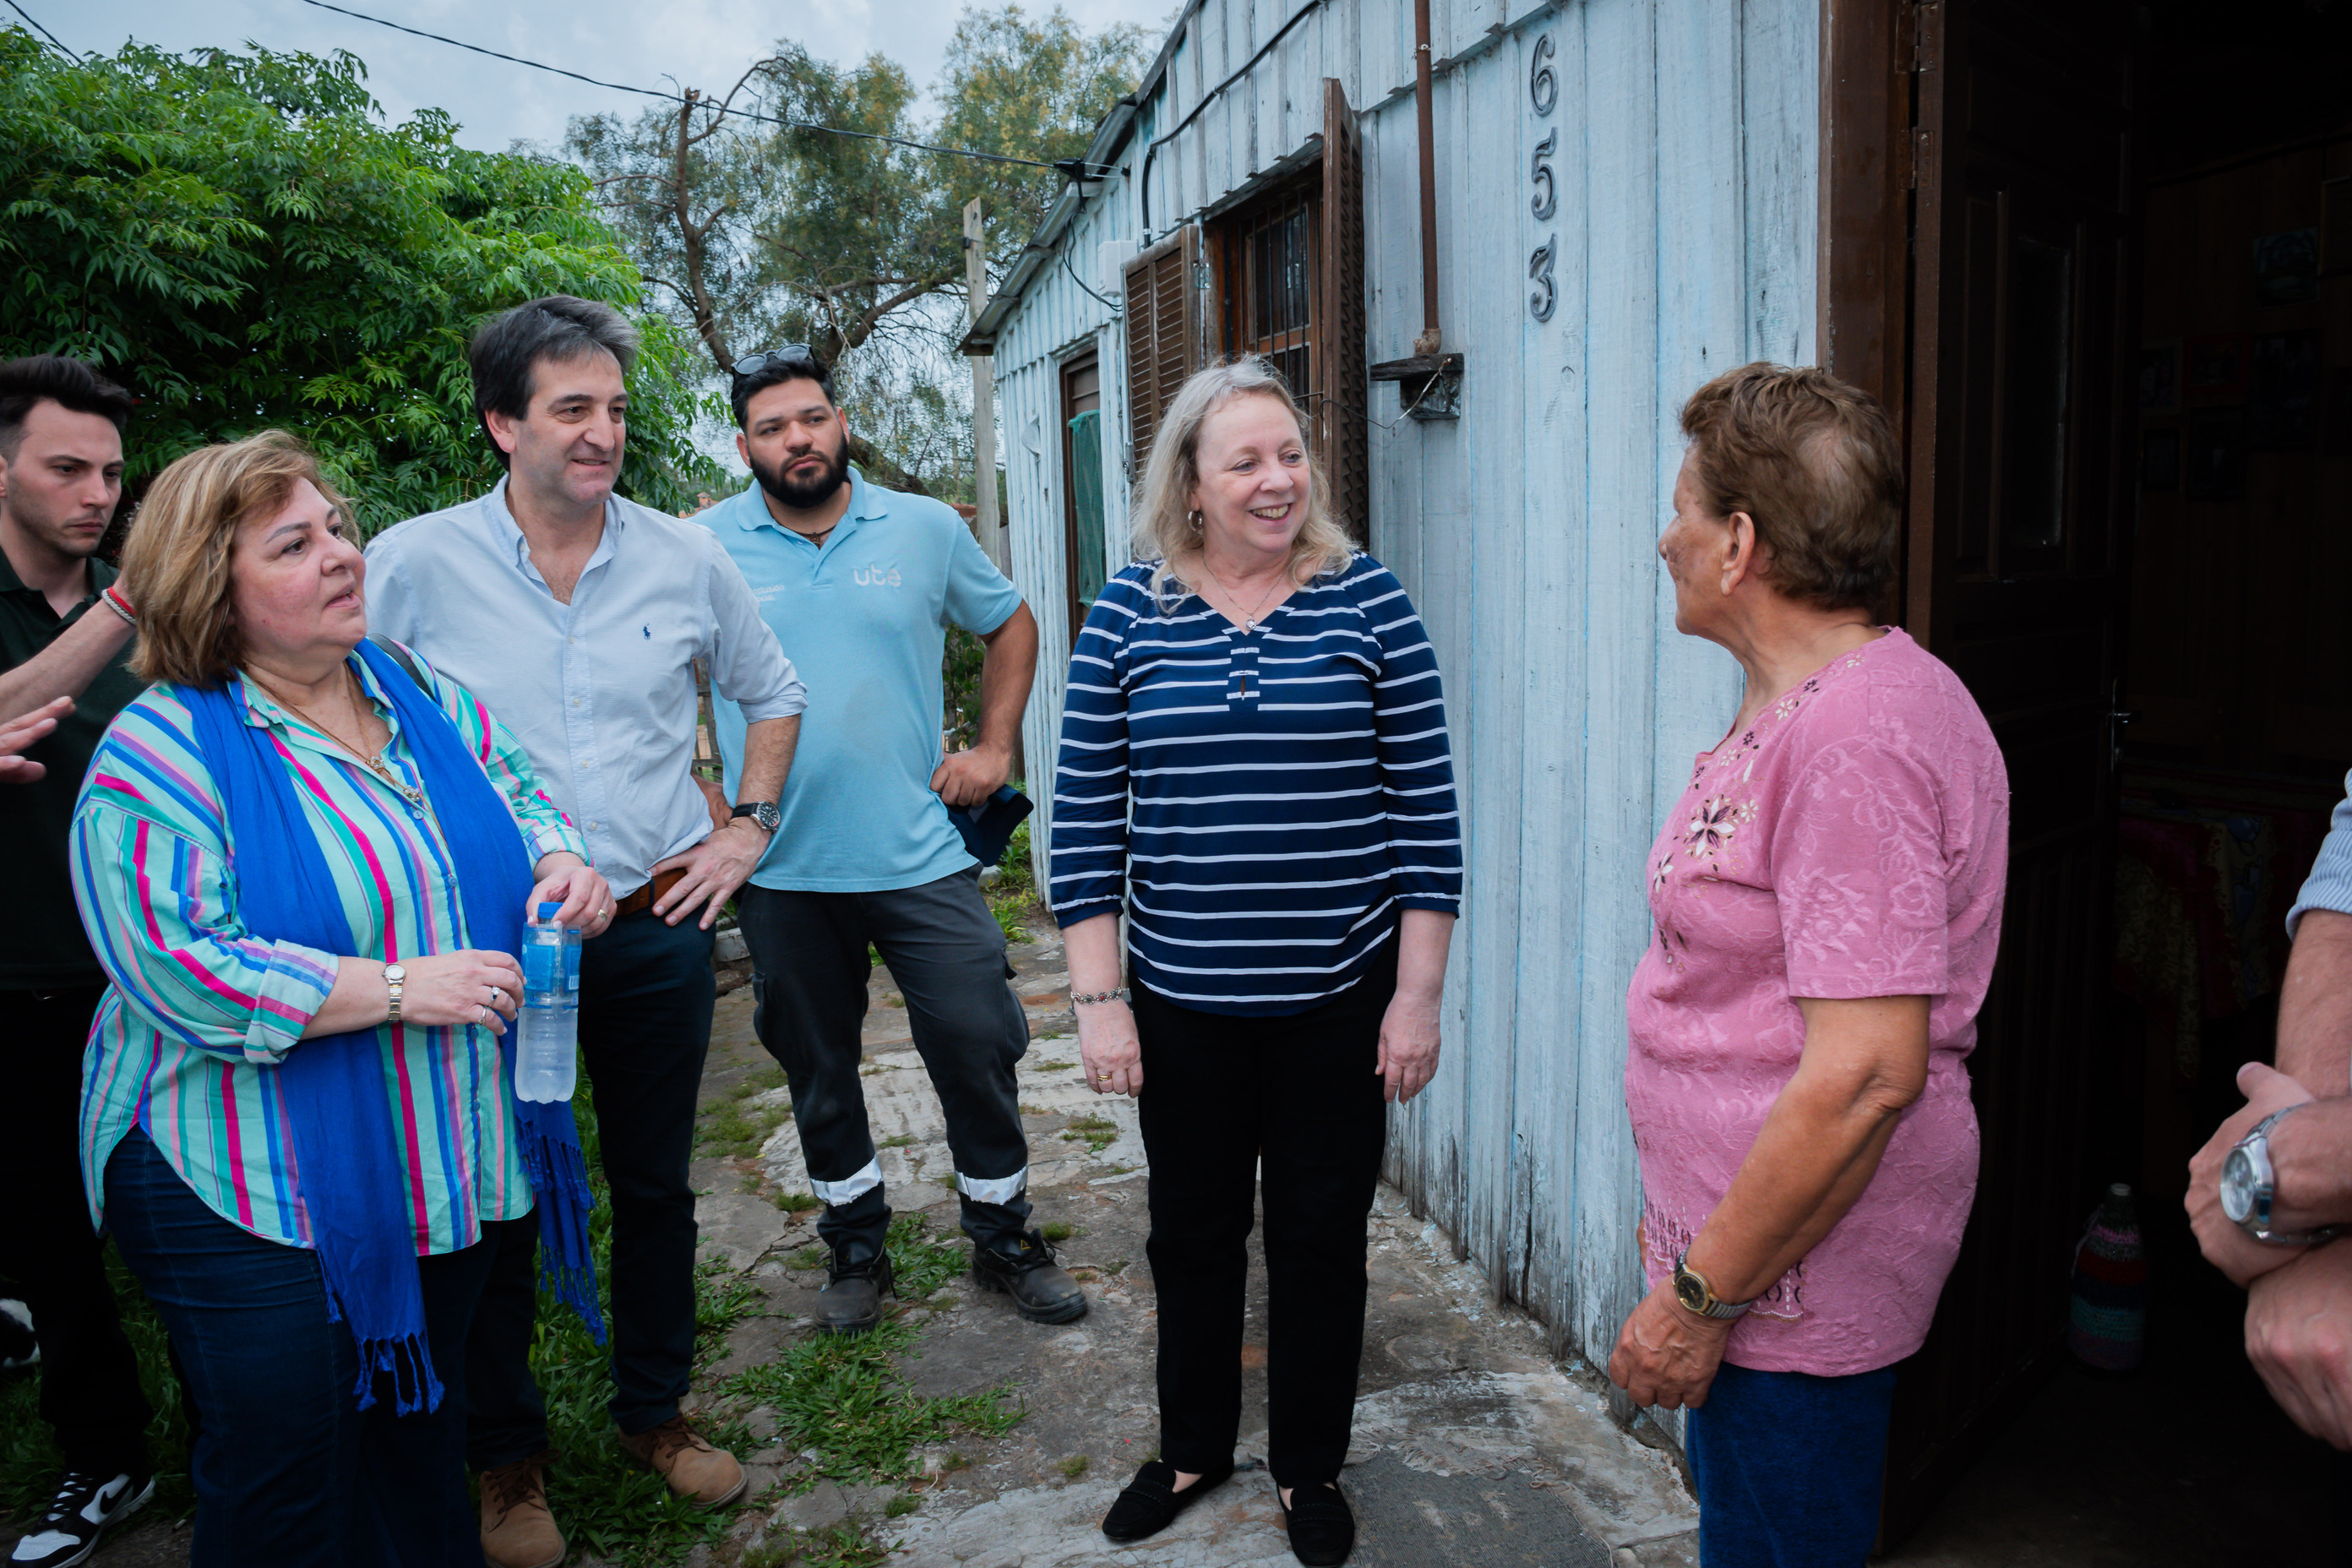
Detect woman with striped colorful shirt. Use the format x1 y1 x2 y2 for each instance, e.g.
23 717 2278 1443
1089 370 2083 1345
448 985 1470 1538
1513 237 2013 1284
1056 360 1462 1566
68 433 612 1567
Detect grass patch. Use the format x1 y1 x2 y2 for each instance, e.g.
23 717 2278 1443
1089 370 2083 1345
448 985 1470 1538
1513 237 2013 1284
1041 1221 1078 1243
772 1191 821 1213
987 893 1029 945
877 1133 916 1149
1060 1113 1118 1154
716 1222 1019 1488
745 1522 890 1568
1058 1454 1090 1479
884 1492 921 1518
700 1093 789 1161
787 1244 830 1271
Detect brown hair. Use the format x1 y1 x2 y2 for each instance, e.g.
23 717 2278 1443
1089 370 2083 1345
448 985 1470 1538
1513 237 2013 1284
1678 362 1903 612
121 432 353 687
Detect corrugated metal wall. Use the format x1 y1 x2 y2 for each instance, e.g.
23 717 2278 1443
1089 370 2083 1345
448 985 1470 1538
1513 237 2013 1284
992 0 1818 1386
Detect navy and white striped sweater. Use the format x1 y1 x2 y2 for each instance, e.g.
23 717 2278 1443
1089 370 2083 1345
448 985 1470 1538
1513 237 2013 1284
1049 553 1463 1015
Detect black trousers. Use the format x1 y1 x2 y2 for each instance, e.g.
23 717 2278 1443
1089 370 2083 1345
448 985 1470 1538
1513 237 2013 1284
465 912 715 1467
737 870 1032 1259
0 984 152 1478
1132 939 1394 1489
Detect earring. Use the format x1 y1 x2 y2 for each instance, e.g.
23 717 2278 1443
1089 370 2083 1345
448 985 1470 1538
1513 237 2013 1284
1187 509 1203 532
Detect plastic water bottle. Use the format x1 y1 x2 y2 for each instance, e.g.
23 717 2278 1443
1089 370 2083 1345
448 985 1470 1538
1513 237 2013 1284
514 901 580 1102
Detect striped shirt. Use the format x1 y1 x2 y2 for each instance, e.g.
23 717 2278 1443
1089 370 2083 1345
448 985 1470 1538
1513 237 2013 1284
69 646 584 1254
1050 555 1462 1015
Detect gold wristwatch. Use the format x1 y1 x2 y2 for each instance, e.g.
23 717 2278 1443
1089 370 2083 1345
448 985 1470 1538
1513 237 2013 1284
1673 1247 1755 1320
384 962 406 1026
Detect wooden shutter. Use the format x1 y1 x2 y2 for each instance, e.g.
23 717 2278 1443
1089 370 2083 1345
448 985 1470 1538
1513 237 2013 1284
1123 225 1202 480
1318 79 1369 543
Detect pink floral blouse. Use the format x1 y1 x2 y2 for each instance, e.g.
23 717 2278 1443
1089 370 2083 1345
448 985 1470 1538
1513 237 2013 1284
1624 629 2010 1376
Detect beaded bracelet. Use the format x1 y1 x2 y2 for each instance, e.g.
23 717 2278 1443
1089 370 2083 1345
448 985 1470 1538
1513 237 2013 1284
1070 988 1130 1006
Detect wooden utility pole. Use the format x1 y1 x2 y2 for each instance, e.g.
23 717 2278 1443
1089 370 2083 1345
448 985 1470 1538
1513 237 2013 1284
963 199 1004 573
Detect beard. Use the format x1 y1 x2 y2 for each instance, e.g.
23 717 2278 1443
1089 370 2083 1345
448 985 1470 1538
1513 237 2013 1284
749 432 851 509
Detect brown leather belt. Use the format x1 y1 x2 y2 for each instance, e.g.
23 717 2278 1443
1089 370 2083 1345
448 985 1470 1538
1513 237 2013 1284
612 868 688 920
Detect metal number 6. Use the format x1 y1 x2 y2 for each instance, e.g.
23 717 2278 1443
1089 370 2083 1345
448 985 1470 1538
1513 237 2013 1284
1530 32 1558 117
1528 234 1558 323
1529 128 1557 220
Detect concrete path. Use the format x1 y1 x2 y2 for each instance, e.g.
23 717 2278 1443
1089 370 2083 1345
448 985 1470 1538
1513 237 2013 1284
695 923 1698 1568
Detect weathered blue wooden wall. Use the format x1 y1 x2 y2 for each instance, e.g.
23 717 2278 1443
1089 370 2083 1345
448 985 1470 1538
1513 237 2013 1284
988 0 1818 1391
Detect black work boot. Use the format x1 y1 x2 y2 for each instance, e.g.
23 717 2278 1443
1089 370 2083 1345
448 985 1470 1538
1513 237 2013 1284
972 1228 1088 1324
814 1247 895 1335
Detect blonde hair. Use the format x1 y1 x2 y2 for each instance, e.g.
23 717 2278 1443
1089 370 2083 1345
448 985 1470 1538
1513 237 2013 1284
121 431 354 687
1130 357 1354 607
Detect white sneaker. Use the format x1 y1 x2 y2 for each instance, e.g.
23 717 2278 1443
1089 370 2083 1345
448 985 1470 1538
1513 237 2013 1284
8 1471 155 1568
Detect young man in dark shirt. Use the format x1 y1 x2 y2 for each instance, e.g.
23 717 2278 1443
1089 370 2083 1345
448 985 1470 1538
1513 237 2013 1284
0 357 156 1568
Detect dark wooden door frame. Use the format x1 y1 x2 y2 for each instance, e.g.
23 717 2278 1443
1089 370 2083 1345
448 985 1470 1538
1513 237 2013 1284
1818 0 2139 1544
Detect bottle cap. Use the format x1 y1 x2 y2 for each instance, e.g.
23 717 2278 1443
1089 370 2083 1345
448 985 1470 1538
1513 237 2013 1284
536 901 563 921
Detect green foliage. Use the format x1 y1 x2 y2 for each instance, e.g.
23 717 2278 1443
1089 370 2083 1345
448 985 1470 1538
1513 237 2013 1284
0 32 722 533
1059 1114 1117 1154
562 7 1150 493
772 1190 822 1213
717 1317 1018 1487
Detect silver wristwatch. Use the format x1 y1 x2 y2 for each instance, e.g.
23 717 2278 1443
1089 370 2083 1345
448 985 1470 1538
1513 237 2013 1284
2223 1106 2348 1247
384 962 407 1027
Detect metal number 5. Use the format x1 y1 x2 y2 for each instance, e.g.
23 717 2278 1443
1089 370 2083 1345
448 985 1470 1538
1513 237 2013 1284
1528 235 1558 323
1530 32 1558 117
1529 128 1557 220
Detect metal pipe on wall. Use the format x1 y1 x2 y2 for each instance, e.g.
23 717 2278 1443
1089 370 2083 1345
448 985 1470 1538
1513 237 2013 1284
1412 0 1441 356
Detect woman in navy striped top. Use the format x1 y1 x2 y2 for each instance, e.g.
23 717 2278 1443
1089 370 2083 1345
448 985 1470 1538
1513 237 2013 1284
1054 358 1461 1565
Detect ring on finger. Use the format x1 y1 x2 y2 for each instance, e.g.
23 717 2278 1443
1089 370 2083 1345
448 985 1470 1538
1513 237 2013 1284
475 1004 487 1024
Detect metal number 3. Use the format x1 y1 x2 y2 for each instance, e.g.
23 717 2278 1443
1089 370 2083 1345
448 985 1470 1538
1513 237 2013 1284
1529 128 1557 220
1529 32 1558 117
1528 235 1557 323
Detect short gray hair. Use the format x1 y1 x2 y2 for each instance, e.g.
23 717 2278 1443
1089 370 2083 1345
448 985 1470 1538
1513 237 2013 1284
1130 357 1353 606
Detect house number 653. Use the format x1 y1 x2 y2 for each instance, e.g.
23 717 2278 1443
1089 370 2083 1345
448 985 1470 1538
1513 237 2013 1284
1527 32 1557 323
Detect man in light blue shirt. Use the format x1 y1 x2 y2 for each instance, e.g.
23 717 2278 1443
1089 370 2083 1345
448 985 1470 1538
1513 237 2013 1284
2190 769 2352 1488
367 297 805 1565
696 346 1083 1336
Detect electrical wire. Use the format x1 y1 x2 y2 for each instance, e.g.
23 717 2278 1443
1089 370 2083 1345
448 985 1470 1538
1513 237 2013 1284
297 0 1115 177
3 0 78 59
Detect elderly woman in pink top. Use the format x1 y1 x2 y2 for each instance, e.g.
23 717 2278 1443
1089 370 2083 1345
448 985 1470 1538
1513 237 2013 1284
1608 362 2009 1567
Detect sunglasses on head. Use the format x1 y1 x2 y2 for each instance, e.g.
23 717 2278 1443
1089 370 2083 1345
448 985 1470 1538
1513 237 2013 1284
732 346 825 380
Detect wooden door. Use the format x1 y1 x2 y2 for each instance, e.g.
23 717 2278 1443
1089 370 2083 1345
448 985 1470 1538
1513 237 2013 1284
1851 0 2140 1541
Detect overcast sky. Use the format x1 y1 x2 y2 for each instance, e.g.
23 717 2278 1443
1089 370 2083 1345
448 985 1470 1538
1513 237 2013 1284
51 0 1173 155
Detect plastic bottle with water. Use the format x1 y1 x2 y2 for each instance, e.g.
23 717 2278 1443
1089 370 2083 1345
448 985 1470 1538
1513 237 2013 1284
514 901 580 1102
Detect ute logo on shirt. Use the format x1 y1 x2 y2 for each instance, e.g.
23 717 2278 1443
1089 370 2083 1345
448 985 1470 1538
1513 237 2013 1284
852 564 902 588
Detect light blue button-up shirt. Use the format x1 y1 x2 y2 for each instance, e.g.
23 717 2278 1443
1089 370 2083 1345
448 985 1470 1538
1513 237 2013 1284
365 477 806 896
2288 767 2352 941
692 467 1021 892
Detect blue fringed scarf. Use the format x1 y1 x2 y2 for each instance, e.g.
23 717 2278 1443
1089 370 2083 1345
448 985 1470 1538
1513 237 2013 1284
180 638 602 1415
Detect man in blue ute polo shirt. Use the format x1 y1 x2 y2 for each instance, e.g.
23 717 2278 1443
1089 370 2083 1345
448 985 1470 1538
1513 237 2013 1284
697 346 1083 1334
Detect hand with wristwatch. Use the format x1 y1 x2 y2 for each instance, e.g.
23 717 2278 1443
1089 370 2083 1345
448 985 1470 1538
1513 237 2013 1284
2222 1103 2349 1249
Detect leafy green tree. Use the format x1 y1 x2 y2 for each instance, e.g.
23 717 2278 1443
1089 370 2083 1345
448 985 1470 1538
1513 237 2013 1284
0 31 722 534
564 6 1148 488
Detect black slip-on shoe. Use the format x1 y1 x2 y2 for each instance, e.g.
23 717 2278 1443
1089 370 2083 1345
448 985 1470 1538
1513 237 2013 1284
971 1228 1088 1324
1279 1480 1356 1566
1101 1457 1234 1543
814 1249 895 1335
8 1470 154 1568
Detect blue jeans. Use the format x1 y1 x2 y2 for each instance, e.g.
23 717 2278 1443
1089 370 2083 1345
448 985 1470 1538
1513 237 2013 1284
103 1129 491 1568
1685 1360 1897 1568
